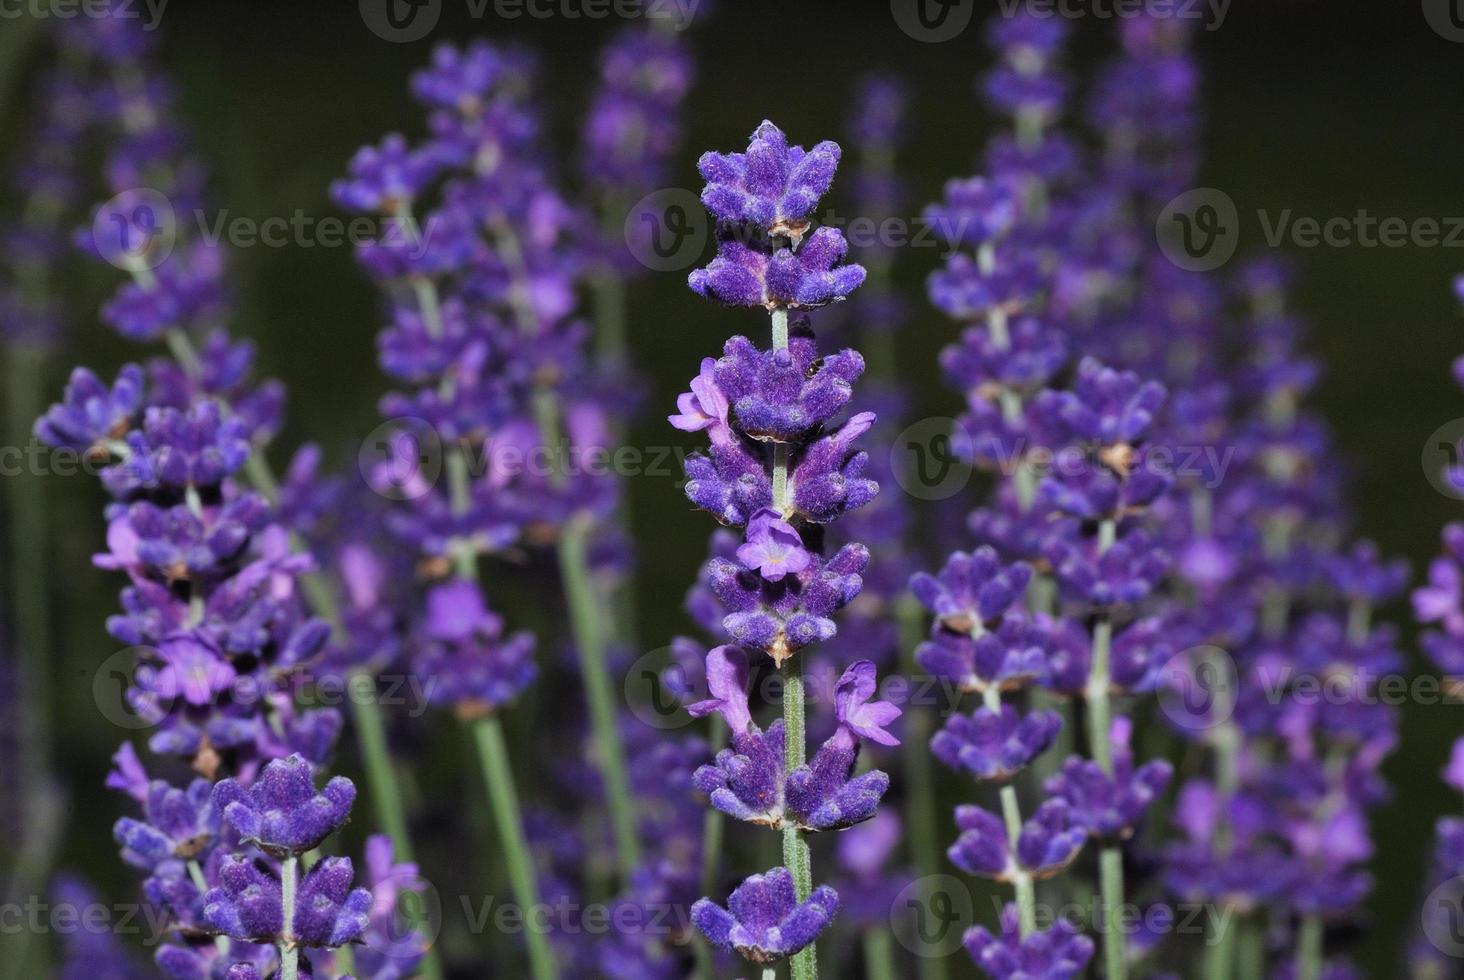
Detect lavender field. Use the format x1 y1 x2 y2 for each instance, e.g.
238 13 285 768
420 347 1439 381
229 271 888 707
2 2 1462 977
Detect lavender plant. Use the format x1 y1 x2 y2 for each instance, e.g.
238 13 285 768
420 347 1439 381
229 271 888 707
668 119 904 980
30 8 427 978
911 11 1181 979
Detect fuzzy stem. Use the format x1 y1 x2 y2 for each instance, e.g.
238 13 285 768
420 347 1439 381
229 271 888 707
983 687 1036 935
1294 914 1322 980
769 306 818 980
1086 518 1127 980
280 856 300 980
560 515 643 878
782 658 817 980
487 212 643 883
770 305 791 513
762 968 778 980
474 717 560 980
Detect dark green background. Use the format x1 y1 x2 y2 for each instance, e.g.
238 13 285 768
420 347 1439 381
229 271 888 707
4 0 1463 973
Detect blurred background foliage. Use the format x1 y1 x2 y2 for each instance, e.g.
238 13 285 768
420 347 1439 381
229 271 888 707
2 0 1462 972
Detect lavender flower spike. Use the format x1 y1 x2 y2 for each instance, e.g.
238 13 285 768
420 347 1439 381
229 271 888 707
679 118 880 979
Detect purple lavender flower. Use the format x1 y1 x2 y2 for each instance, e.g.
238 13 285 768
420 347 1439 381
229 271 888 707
931 704 1062 782
712 334 864 442
689 226 867 310
736 508 812 582
910 548 1033 633
691 866 839 963
34 364 145 455
964 904 1093 980
697 121 842 237
415 579 537 718
204 854 371 947
582 26 693 199
692 656 896 831
1045 719 1171 840
114 776 220 868
948 799 1085 881
211 755 356 857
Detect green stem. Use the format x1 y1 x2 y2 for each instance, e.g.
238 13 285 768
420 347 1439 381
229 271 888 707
782 659 817 980
559 516 643 879
486 210 642 883
1294 914 1322 980
863 928 897 980
1237 917 1265 977
769 304 816 979
1098 846 1126 980
1086 518 1126 979
280 856 300 980
1202 906 1235 980
592 268 628 369
984 688 1036 936
474 717 560 980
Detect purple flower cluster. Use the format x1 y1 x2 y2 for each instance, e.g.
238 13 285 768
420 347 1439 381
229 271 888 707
910 9 1188 977
673 119 899 972
1072 16 1403 977
32 9 425 979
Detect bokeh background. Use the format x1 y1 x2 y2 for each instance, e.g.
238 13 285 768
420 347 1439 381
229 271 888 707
2 0 1462 973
